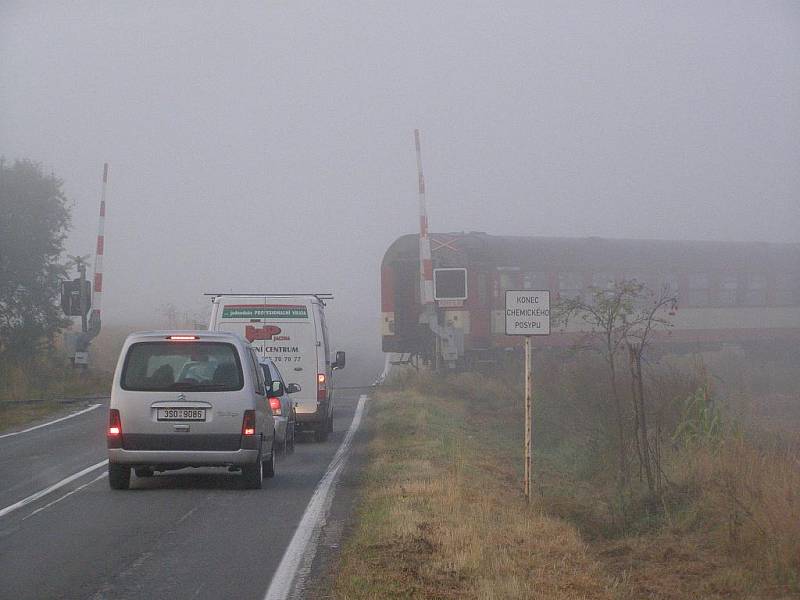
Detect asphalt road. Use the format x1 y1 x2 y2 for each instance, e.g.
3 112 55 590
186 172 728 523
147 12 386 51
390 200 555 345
0 372 374 600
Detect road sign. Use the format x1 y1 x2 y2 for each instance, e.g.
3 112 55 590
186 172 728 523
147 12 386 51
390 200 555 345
505 289 550 502
505 290 550 336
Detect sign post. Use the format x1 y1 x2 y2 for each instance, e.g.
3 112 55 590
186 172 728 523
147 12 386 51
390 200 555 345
505 290 550 502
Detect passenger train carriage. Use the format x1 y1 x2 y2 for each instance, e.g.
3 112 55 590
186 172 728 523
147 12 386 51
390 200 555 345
381 232 800 362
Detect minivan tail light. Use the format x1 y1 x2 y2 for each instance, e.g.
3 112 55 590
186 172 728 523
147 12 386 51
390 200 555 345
108 409 122 435
268 397 282 415
317 373 326 401
108 409 122 448
242 410 256 436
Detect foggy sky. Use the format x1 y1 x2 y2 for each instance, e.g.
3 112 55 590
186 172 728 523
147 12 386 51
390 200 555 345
1 1 799 356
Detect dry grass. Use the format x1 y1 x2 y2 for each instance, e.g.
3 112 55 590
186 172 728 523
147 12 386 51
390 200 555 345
669 436 800 592
328 388 621 600
0 400 68 433
326 363 800 600
0 323 132 403
0 362 111 401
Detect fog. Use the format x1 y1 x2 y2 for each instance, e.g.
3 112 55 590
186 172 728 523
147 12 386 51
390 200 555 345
1 1 798 364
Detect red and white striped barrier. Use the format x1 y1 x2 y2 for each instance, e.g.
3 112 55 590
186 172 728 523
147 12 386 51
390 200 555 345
414 129 434 307
89 163 107 331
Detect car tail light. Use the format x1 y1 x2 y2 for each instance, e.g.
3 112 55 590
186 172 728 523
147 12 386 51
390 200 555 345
167 335 198 341
108 409 122 448
317 373 326 401
108 409 122 435
268 397 282 416
242 410 256 436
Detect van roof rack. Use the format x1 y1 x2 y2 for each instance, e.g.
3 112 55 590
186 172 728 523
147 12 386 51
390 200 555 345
204 293 334 301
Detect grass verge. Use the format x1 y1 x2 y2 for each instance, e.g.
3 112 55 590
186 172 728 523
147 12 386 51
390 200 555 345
0 369 110 432
327 383 620 599
326 368 799 599
0 400 94 433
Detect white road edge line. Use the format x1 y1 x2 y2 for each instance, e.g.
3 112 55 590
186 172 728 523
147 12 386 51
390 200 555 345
0 459 108 518
23 472 108 520
264 394 368 600
0 403 103 440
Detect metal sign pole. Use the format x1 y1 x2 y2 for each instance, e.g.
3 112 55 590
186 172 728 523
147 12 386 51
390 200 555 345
524 335 533 502
77 258 87 334
504 289 549 502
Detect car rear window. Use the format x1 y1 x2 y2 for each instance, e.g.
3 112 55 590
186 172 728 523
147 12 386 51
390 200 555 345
121 342 243 391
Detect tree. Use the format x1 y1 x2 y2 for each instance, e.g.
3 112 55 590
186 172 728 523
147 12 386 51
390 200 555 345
624 285 678 497
0 159 72 363
555 280 677 498
554 281 644 486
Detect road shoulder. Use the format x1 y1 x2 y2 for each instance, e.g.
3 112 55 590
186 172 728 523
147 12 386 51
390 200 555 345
0 398 103 436
304 406 372 599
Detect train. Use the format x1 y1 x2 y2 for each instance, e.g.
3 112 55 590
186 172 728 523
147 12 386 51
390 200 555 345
380 232 800 364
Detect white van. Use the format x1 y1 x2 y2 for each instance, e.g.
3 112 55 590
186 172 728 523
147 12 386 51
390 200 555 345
208 294 345 442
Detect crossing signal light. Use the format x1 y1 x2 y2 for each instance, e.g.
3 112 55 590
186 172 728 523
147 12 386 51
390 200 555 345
60 279 92 316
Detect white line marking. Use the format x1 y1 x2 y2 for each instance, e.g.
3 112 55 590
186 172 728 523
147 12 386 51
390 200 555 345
23 472 107 520
178 506 199 524
0 459 108 518
0 403 103 439
264 394 367 600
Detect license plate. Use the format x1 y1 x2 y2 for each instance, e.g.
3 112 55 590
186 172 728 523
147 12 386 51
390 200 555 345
157 408 206 421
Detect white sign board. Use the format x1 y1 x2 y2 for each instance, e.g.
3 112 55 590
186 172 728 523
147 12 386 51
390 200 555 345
505 290 550 335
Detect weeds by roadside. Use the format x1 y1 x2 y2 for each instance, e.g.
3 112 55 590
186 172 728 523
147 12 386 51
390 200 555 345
0 399 97 433
329 353 800 599
329 384 619 599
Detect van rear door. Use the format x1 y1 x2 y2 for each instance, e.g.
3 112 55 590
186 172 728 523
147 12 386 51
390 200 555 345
214 301 318 416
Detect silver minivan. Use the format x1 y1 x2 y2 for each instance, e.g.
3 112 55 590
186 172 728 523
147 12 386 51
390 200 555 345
107 331 275 490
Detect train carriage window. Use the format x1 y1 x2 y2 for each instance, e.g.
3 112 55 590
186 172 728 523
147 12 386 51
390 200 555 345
499 271 517 292
558 272 583 299
688 273 710 307
591 271 615 290
477 272 488 306
774 273 799 306
655 274 680 296
719 274 738 306
523 271 547 291
743 273 767 306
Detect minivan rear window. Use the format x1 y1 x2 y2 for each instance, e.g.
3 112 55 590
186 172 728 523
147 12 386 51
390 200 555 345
121 342 243 391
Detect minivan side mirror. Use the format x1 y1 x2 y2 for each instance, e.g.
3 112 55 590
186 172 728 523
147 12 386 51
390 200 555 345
286 383 301 394
333 350 346 370
271 381 284 396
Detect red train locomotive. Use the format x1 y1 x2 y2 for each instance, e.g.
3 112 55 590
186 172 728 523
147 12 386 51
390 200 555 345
381 232 800 364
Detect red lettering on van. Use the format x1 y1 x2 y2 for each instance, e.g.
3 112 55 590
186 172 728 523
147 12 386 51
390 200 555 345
245 325 282 342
